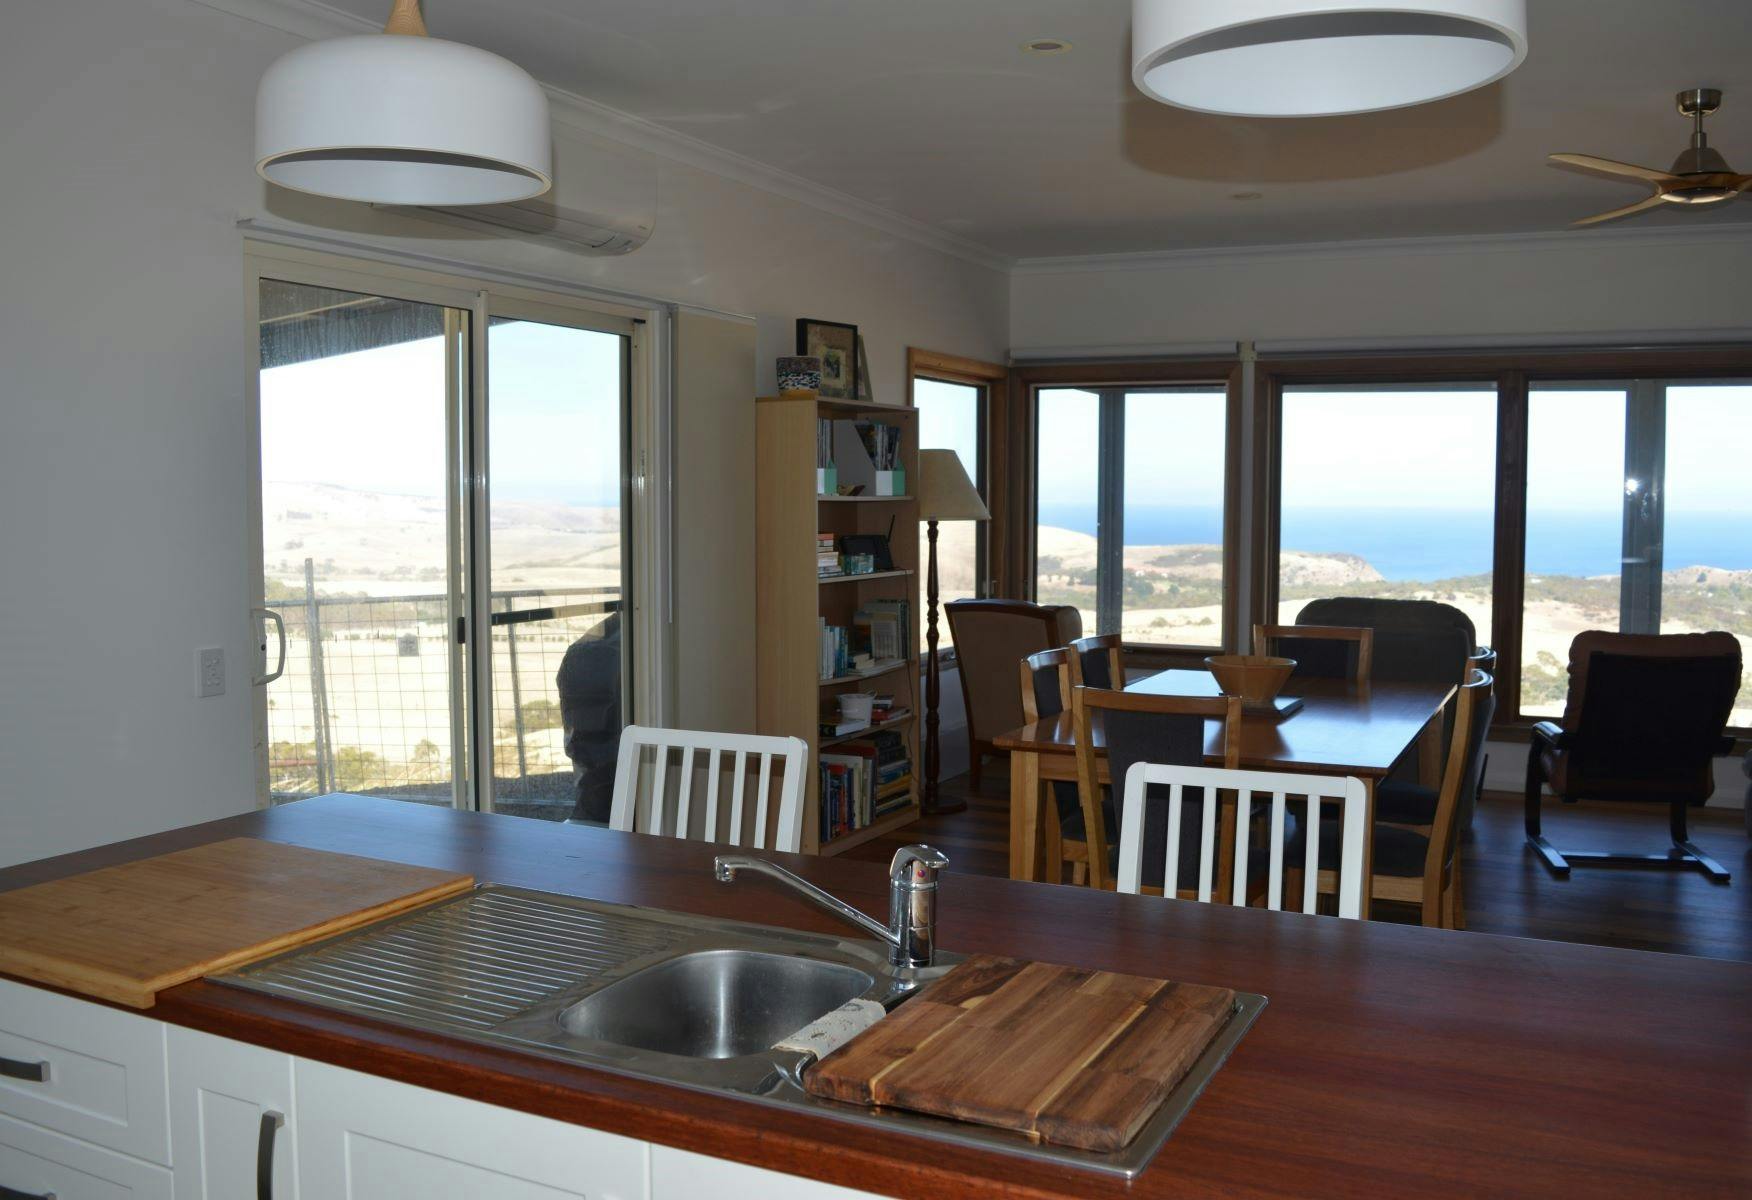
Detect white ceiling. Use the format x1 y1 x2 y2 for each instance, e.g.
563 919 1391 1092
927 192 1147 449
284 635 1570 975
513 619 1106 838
322 0 1752 258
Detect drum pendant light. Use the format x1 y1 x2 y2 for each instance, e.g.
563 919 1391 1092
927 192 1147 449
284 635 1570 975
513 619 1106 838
256 0 551 204
1131 0 1529 117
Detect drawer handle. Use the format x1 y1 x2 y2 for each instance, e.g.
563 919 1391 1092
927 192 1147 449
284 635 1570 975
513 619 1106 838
0 1058 49 1083
0 1186 57 1199
257 1110 285 1200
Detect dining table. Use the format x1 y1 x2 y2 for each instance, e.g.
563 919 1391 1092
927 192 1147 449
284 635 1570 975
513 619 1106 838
992 668 1457 915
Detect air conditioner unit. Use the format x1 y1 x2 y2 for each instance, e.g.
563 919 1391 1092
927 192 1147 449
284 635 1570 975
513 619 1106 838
377 197 652 256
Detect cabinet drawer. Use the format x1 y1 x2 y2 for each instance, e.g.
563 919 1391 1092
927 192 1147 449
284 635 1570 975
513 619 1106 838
0 1113 173 1200
295 1060 648 1199
0 980 169 1166
652 1146 888 1199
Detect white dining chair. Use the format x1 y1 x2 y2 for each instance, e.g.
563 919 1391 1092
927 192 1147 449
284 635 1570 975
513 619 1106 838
1115 762 1369 919
609 726 808 853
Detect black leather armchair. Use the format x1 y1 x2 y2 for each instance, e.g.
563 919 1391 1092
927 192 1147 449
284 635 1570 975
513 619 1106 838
1525 630 1742 881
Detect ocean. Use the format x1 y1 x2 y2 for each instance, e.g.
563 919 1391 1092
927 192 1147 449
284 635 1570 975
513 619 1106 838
1037 504 1752 581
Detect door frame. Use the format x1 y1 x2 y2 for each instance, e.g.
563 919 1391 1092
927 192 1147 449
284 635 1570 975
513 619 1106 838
243 240 671 812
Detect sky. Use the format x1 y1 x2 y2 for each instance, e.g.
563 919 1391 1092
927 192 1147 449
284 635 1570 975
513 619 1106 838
1028 384 1752 515
260 320 625 508
1036 387 1228 509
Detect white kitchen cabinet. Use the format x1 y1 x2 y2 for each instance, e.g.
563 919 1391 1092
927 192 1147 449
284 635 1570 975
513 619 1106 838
0 1113 173 1200
0 978 170 1166
650 1145 889 1199
167 1026 296 1200
293 1059 650 1199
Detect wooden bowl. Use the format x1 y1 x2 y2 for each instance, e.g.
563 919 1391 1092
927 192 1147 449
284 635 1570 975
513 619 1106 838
1204 654 1296 705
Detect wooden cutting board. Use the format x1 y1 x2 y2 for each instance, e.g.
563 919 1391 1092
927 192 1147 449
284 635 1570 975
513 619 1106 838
805 955 1235 1153
0 838 473 1008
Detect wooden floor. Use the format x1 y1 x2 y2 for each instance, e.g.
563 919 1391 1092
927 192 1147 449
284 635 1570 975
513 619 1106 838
843 763 1752 962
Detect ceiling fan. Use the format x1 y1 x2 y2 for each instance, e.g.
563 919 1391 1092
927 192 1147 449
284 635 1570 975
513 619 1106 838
1550 88 1752 226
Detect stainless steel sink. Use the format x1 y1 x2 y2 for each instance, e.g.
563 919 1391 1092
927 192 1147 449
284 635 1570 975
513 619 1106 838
217 884 1263 1179
558 950 873 1060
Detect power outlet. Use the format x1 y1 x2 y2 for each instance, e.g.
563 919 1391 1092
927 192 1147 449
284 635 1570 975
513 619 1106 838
197 647 225 698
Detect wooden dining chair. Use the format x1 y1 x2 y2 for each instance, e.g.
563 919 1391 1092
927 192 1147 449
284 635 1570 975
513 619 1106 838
610 726 808 852
1068 633 1125 690
1116 762 1370 918
1019 648 1079 882
1071 686 1241 892
1253 623 1374 683
1305 670 1495 927
944 599 1083 786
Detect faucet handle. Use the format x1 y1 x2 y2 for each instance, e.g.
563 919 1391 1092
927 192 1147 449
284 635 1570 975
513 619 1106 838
890 844 948 888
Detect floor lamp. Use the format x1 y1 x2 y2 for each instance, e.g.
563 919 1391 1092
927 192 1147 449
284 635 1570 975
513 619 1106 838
917 450 989 816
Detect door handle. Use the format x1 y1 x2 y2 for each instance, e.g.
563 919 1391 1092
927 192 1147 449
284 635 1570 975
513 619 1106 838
0 1057 48 1082
252 608 287 686
0 1186 57 1199
257 1110 285 1200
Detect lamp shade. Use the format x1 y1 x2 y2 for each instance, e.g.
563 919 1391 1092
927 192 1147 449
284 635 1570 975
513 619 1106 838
1131 0 1528 117
918 450 989 522
256 32 552 204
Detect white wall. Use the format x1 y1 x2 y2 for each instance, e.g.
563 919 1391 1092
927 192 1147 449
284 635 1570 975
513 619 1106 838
1010 225 1752 356
1012 227 1752 805
0 0 1007 866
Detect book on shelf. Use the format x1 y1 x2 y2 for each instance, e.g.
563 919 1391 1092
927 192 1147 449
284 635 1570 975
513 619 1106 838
818 729 913 841
855 599 912 663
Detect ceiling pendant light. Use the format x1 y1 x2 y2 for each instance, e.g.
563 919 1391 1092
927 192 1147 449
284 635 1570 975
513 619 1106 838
1131 0 1529 118
256 0 551 205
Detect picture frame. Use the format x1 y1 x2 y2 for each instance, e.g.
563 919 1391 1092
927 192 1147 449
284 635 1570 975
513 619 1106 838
796 318 859 401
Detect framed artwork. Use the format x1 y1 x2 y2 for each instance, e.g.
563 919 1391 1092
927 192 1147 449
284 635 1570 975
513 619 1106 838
796 318 859 400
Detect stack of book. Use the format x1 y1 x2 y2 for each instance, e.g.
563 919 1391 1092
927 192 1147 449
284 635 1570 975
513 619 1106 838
869 694 909 724
817 532 840 578
819 730 913 842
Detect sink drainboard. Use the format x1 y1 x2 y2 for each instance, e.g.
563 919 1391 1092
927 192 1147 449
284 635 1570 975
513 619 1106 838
224 886 693 1032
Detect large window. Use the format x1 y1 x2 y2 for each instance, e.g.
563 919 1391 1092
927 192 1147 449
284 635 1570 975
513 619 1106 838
1522 380 1752 723
1266 360 1752 734
1277 384 1497 633
1034 383 1230 646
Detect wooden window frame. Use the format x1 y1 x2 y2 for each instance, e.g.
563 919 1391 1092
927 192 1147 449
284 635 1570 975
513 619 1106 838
1011 360 1244 669
1255 345 1752 739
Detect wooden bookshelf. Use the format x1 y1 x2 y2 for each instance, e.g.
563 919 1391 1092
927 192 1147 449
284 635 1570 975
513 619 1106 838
756 392 922 856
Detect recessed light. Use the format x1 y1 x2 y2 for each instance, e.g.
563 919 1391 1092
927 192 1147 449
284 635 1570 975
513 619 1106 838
1023 38 1072 55
1231 191 1264 201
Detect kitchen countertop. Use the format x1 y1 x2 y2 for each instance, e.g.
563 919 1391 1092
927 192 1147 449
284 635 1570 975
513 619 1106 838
3 794 1748 1198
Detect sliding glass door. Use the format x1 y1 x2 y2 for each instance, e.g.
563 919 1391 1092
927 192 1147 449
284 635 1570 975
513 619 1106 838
482 313 630 821
256 280 467 806
251 256 639 818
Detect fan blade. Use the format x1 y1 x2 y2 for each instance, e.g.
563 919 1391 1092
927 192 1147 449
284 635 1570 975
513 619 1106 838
1548 153 1674 185
1572 194 1669 227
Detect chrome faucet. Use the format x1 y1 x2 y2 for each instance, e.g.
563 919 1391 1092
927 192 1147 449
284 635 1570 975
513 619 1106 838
713 844 948 970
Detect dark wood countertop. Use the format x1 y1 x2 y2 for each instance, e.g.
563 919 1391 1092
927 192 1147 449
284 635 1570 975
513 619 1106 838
4 795 1748 1198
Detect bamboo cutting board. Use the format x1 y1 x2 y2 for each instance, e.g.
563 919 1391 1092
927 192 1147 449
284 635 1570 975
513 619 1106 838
805 955 1236 1153
0 838 473 1008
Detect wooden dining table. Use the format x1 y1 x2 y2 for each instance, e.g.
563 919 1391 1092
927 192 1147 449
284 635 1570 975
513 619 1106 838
992 669 1456 913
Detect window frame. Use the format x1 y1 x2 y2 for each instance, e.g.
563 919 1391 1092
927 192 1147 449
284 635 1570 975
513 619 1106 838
244 238 669 814
1014 360 1243 664
1257 346 1752 738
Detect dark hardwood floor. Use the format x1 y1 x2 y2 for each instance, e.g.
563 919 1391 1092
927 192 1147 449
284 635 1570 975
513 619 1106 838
844 763 1752 962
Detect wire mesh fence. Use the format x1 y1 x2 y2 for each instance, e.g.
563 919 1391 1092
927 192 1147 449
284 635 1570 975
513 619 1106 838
264 584 620 818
